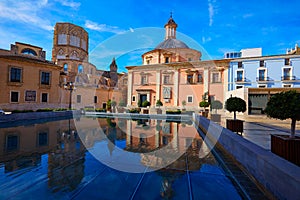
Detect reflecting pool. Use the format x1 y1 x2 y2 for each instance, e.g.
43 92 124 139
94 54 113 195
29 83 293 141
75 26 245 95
0 117 242 199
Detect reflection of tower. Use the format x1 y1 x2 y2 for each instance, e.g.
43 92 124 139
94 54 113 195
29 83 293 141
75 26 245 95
52 23 89 81
48 123 86 192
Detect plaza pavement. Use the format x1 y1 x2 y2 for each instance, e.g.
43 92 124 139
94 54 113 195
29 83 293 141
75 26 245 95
215 112 300 150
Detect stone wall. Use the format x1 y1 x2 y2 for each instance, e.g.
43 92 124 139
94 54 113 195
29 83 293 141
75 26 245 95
194 114 300 200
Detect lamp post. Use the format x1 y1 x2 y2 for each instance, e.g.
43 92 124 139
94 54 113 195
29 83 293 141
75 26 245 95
64 82 76 109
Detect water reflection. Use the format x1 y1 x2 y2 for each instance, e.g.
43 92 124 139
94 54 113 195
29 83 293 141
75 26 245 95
0 116 219 198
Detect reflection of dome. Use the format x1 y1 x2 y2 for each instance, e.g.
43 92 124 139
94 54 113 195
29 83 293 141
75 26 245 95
155 38 189 49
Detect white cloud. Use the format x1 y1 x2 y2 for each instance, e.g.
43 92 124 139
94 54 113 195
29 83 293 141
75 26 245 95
208 0 217 27
85 20 126 34
202 36 212 44
54 0 81 10
0 1 53 31
243 13 253 19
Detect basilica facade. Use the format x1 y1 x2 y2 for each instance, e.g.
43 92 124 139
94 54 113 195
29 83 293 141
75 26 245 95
127 16 230 110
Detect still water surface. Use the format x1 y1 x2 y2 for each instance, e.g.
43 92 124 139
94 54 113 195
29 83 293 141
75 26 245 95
0 117 241 199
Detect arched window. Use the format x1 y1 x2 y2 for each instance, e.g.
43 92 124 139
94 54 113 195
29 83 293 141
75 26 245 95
78 65 83 73
63 64 68 72
21 48 37 56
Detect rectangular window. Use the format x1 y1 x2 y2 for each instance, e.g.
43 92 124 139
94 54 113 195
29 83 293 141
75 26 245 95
260 60 265 67
212 73 220 83
187 95 193 103
94 96 98 104
163 75 170 84
41 72 50 85
187 74 193 84
258 84 266 88
77 95 81 103
11 91 19 103
38 132 48 146
6 135 18 151
41 93 48 103
25 90 36 102
236 70 243 81
141 75 147 85
10 67 22 82
165 57 169 63
238 62 243 68
70 35 80 47
197 73 203 83
58 34 67 44
236 85 243 89
258 69 266 81
282 68 292 80
283 84 292 88
285 58 290 66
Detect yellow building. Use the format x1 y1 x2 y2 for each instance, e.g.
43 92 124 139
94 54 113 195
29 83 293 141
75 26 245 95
0 42 63 111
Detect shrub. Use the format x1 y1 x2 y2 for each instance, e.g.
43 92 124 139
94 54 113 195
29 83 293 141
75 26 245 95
211 100 223 114
36 108 53 112
225 97 246 120
199 101 210 108
111 100 117 107
166 110 181 114
54 108 68 111
137 100 142 107
142 100 150 107
107 99 112 110
156 99 163 107
129 108 141 113
12 110 34 113
118 100 126 107
95 108 106 112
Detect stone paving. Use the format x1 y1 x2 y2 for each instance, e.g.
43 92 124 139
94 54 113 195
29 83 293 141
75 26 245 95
215 112 300 150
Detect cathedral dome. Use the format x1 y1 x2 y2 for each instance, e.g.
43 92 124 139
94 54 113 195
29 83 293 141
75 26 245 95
155 38 189 49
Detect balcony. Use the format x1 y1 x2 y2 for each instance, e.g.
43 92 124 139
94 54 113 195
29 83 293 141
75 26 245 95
256 76 272 83
235 77 250 84
281 76 298 82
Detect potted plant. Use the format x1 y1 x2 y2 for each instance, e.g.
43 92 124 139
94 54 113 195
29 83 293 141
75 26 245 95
210 100 223 122
199 91 210 117
264 90 300 166
199 101 210 117
225 97 246 134
111 100 117 113
182 100 186 111
156 99 163 114
107 99 112 112
117 100 126 113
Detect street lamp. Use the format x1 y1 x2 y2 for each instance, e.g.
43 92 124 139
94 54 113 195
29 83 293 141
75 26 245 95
64 82 76 109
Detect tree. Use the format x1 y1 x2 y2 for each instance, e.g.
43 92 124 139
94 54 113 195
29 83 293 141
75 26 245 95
225 97 246 120
199 101 210 108
118 100 126 107
182 100 186 108
156 99 163 107
107 99 112 111
211 100 223 114
142 100 150 107
264 90 300 138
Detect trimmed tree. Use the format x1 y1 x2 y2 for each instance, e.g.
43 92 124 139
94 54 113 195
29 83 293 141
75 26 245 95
156 99 163 107
211 100 223 114
199 101 210 109
264 90 300 138
225 97 246 120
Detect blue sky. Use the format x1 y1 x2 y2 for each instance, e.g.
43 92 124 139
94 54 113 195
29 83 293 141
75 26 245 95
1 0 300 72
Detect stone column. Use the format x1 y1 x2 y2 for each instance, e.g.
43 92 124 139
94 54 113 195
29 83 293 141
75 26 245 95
223 67 229 104
126 120 132 146
204 68 209 93
172 123 178 149
156 70 161 102
174 69 179 106
127 72 133 106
